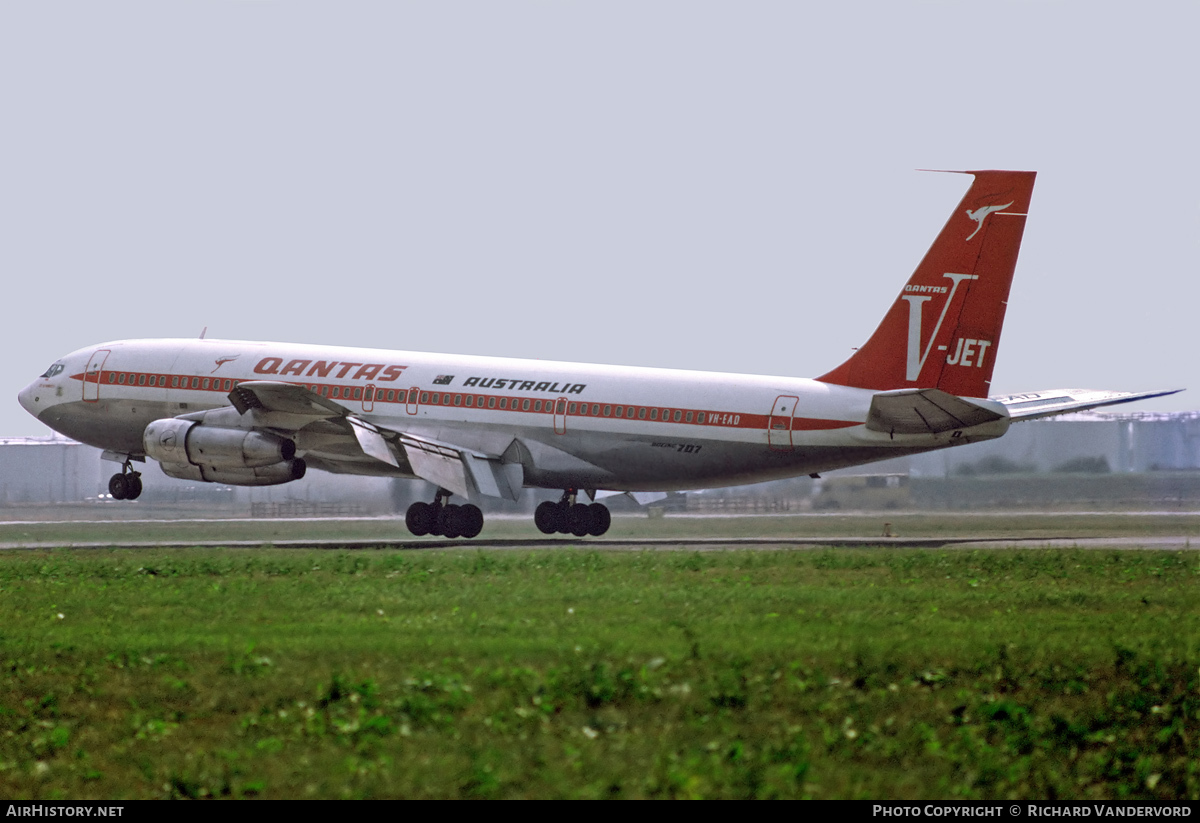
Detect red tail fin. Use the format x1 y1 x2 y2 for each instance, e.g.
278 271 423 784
817 170 1036 398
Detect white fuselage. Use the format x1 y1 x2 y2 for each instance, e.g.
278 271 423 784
19 337 1008 493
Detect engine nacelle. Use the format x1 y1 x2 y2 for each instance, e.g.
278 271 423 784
160 458 307 487
144 419 296 469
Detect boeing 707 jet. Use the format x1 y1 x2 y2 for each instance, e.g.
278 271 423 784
18 170 1177 538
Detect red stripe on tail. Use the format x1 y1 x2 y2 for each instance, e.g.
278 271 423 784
817 170 1036 398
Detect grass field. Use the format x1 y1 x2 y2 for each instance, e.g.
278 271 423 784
0 543 1198 799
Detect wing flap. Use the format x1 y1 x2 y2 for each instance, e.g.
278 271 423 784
993 388 1182 421
349 418 399 467
400 437 472 499
866 388 1005 435
220 380 524 501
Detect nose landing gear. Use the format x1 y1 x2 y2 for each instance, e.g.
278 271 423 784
534 490 611 537
405 489 484 539
107 461 143 501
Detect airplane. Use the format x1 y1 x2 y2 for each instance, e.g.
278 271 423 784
17 170 1179 539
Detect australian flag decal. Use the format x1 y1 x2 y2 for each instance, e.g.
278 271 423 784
432 375 454 385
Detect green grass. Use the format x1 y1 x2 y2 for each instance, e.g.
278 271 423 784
0 546 1197 799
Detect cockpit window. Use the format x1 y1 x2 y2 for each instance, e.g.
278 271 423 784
39 363 66 378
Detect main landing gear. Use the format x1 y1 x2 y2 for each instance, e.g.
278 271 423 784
107 461 143 501
535 490 611 537
405 489 484 539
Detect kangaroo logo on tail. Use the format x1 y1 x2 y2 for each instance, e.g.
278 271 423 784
965 201 1014 241
815 170 1035 397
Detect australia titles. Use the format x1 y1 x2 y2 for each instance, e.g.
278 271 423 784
462 376 586 395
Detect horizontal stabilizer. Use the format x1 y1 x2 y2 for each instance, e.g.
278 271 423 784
992 388 1183 421
866 388 1006 435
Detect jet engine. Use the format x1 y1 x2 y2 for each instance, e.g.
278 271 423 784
143 418 305 487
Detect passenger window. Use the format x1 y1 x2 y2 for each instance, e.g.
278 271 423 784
557 400 566 414
171 376 179 387
454 394 462 406
673 410 682 422
332 387 341 398
148 375 156 387
420 392 429 404
685 411 693 423
522 399 531 411
603 405 612 416
499 398 507 409
202 378 210 390
488 397 496 409
353 388 362 400
591 404 599 415
107 373 116 383
697 412 706 424
224 379 232 391
568 403 577 415
465 395 474 407
650 409 659 420
615 406 624 418
638 408 646 419
534 400 542 412
191 377 199 389
118 373 126 384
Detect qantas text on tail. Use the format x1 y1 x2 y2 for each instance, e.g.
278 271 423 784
18 170 1178 539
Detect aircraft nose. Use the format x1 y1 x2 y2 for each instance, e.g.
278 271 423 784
17 382 40 417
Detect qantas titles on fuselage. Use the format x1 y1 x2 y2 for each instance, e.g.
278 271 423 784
18 170 1175 539
252 358 407 382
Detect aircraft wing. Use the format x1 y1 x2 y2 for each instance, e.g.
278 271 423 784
991 388 1183 421
220 381 522 500
866 388 1006 435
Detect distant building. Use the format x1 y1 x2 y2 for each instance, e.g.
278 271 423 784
3 410 1199 508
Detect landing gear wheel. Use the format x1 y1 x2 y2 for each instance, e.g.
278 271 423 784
535 501 562 534
440 504 462 539
405 501 434 536
458 504 484 539
108 473 129 500
125 474 143 500
587 503 611 536
567 504 592 537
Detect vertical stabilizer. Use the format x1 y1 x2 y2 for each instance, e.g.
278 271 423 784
817 170 1036 398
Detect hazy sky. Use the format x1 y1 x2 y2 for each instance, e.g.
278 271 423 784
3 1 1197 437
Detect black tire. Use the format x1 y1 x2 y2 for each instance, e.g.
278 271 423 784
441 504 462 539
567 504 592 537
125 474 143 500
108 474 129 500
534 501 561 534
587 503 611 536
458 504 484 539
405 501 433 536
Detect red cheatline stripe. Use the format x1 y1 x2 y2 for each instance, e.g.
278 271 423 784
68 371 862 432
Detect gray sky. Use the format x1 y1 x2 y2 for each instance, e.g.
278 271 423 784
3 1 1197 437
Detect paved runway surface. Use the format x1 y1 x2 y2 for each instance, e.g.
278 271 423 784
1 536 1196 551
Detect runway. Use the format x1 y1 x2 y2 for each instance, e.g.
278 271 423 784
1 535 1195 551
